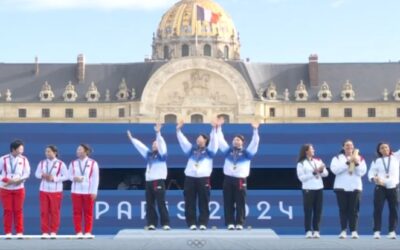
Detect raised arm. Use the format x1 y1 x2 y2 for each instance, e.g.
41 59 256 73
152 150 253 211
176 120 192 155
127 130 150 159
246 122 260 157
155 123 167 157
216 117 230 153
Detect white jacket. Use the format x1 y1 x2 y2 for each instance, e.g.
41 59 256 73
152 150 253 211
297 158 328 190
130 132 168 181
368 154 400 189
68 157 99 195
0 154 31 190
35 158 69 193
330 154 367 191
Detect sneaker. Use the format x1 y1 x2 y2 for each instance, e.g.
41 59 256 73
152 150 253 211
16 233 23 239
351 231 359 239
199 225 207 231
305 231 313 239
373 231 381 239
313 231 320 239
147 225 156 231
84 233 95 239
162 225 171 231
236 225 243 231
339 231 347 239
50 233 57 239
5 233 12 240
387 231 397 239
189 225 197 230
76 232 84 239
41 233 50 239
227 224 235 230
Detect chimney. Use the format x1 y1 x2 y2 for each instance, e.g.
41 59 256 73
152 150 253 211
77 54 85 83
34 56 39 76
308 54 319 87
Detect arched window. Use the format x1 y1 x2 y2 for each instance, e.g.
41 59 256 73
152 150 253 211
224 45 229 59
217 114 230 124
190 114 203 124
204 44 212 56
164 114 177 124
182 44 190 57
163 46 169 60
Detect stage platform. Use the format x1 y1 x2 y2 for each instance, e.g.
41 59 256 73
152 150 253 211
0 230 399 250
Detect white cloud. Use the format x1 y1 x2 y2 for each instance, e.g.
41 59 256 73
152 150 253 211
0 0 178 10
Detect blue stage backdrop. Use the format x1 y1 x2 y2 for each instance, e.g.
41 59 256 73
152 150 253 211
0 123 399 235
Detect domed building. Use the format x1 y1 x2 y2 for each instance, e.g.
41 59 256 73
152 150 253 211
0 0 400 124
152 0 240 60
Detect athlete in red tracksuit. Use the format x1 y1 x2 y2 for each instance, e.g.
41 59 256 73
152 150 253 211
68 144 99 239
35 145 69 238
0 140 31 238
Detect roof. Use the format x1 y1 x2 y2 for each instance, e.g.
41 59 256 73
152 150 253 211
0 60 399 102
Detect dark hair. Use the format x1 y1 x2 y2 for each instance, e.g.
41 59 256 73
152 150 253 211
376 142 392 158
339 139 353 155
46 145 59 158
79 144 92 155
297 144 313 163
10 140 24 152
199 134 210 147
234 134 245 143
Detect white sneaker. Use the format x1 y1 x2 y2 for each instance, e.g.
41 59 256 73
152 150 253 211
387 231 397 239
351 231 359 239
189 225 197 230
41 233 50 239
199 225 207 231
339 230 347 239
76 232 84 239
236 225 243 231
84 232 94 239
147 225 156 231
305 231 313 239
227 224 235 230
373 231 381 239
16 233 23 239
313 231 320 239
5 233 12 240
50 232 57 239
162 225 171 231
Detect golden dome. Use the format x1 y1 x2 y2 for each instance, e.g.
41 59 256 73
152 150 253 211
157 0 238 41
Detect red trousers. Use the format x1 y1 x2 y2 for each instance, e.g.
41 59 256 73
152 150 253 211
0 188 25 234
71 193 94 233
40 191 63 234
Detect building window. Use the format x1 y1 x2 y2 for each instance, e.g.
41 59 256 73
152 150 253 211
191 114 203 124
65 108 74 118
321 108 329 118
182 44 189 57
217 114 230 123
42 108 50 118
297 108 306 118
18 109 27 118
397 108 400 118
163 46 169 60
269 108 276 118
164 114 177 124
368 108 376 118
204 44 212 56
89 109 97 118
224 45 229 59
118 108 125 118
344 108 352 118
